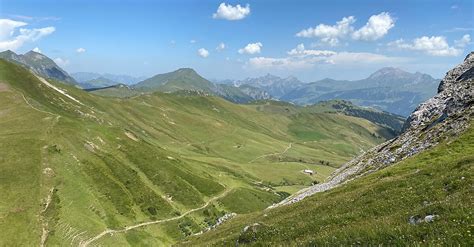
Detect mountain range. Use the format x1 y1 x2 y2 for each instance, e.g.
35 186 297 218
2 50 439 117
222 68 439 116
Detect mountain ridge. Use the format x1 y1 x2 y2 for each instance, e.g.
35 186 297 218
0 50 77 84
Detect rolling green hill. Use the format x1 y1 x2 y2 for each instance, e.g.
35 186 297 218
134 68 216 93
0 59 394 246
133 68 272 103
87 84 141 98
248 99 405 135
181 122 473 246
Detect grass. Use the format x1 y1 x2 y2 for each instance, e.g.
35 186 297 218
0 59 397 246
181 123 474 246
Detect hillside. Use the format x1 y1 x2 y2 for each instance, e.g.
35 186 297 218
179 53 473 246
87 84 141 97
247 99 405 135
182 123 473 245
0 50 77 84
0 58 394 246
304 100 406 133
134 68 217 93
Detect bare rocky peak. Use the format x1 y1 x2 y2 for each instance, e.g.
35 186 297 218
405 52 474 130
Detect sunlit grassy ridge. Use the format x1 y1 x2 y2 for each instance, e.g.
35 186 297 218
182 122 474 246
0 59 393 245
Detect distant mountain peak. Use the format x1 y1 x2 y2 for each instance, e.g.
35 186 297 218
368 67 410 79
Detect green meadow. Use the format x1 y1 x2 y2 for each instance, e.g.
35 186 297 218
0 59 396 245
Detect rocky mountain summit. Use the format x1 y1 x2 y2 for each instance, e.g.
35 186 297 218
0 50 77 84
276 52 473 206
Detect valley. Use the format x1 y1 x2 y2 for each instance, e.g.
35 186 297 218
0 59 394 246
0 1 472 244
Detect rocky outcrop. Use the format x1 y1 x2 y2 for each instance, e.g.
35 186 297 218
274 52 473 207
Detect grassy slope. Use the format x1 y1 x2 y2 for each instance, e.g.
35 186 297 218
182 123 474 246
0 59 393 246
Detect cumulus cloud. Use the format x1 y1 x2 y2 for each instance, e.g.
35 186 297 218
388 35 464 56
216 42 226 51
352 12 395 41
296 12 395 45
197 48 209 58
454 34 471 47
296 16 355 46
287 43 336 56
238 42 262 54
246 44 400 70
0 19 27 40
32 47 42 53
213 3 250 20
0 19 55 51
76 47 86 53
53 57 69 67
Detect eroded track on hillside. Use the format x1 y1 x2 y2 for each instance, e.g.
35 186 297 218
79 188 233 247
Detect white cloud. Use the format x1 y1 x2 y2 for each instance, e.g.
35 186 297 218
190 39 196 44
287 43 336 56
296 12 394 45
0 19 55 51
32 47 41 53
0 19 27 40
216 42 226 51
388 36 463 56
53 57 69 67
238 42 262 54
454 34 471 47
352 12 395 41
296 16 355 46
213 3 250 20
451 5 459 9
76 47 86 53
197 48 209 58
246 44 401 70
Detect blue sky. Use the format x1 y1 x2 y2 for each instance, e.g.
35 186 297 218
0 0 473 81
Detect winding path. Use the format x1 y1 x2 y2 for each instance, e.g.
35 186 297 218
248 142 293 163
79 188 232 247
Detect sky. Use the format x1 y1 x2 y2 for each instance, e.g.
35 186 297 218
0 0 473 81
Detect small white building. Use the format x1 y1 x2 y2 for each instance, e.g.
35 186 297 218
303 169 315 175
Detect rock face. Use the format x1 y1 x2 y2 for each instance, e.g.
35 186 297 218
0 50 77 84
274 52 473 207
